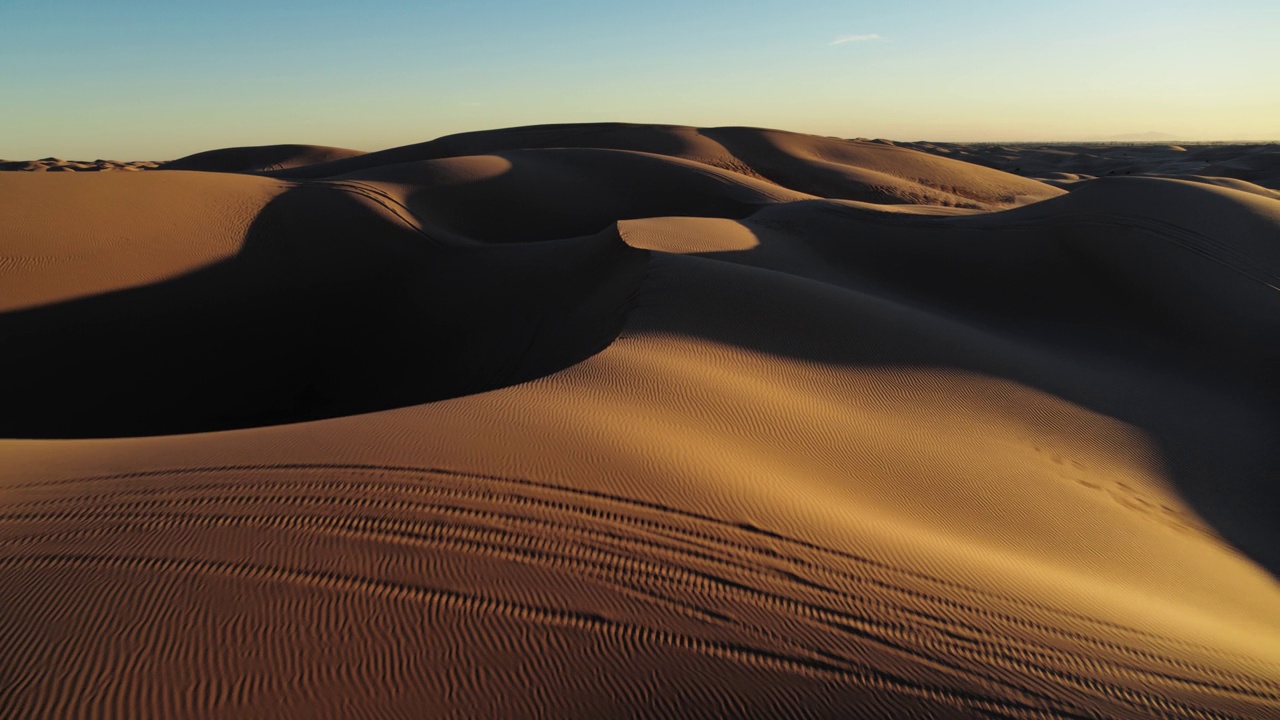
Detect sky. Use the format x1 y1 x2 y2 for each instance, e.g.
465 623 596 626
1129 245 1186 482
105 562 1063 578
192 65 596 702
3 0 1277 158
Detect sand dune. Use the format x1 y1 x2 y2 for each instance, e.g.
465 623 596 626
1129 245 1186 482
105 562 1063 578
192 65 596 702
163 144 366 174
273 123 1065 209
0 158 160 172
905 141 1280 193
1 124 1278 718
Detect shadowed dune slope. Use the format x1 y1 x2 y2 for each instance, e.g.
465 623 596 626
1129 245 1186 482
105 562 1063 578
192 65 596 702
163 143 366 173
1 125 1278 719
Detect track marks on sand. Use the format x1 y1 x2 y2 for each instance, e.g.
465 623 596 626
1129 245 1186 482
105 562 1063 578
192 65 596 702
2 464 1276 719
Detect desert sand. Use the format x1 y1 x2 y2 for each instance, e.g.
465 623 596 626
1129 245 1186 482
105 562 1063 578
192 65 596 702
1 124 1278 718
0 158 161 172
901 141 1280 197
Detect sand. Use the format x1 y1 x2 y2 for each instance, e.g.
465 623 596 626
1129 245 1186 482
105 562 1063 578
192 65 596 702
1 124 1278 719
0 158 161 172
901 141 1280 196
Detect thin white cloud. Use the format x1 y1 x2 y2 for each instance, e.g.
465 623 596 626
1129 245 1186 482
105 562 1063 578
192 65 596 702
830 33 883 45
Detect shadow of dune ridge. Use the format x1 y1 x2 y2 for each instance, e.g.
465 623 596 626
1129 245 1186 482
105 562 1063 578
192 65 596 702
0 178 647 438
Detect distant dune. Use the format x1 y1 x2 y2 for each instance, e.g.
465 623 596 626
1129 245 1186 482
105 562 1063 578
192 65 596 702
904 141 1280 194
1 124 1278 718
268 123 1065 209
0 158 160 172
162 143 367 173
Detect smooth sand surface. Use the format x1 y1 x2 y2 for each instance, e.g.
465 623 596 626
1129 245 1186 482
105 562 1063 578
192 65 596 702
1 124 1278 718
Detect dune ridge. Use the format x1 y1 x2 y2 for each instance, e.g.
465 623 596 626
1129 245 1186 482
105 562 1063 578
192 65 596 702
1 123 1278 719
162 144 367 173
267 123 1066 209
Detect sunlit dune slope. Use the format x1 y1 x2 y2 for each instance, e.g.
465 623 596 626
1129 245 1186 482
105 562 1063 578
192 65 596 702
0 171 286 311
1 123 1278 719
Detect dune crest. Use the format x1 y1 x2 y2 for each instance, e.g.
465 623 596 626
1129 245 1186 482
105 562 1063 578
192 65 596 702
163 143 367 173
270 123 1066 209
1 123 1278 718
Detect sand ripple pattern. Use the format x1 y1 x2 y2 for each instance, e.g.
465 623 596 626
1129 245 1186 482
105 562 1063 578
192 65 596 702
2 464 1277 719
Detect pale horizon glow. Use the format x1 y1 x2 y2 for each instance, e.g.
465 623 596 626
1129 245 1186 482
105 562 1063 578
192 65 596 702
2 0 1277 159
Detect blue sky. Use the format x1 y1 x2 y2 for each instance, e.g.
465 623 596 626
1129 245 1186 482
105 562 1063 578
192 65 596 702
3 1 1277 158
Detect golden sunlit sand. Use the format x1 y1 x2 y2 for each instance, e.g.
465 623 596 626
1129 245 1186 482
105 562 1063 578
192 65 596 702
1 124 1278 718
